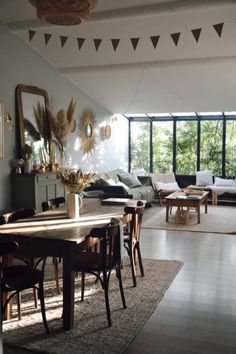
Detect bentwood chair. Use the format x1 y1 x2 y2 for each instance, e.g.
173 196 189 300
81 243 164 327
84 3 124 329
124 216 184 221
41 197 65 294
123 201 145 287
0 241 49 334
72 220 126 327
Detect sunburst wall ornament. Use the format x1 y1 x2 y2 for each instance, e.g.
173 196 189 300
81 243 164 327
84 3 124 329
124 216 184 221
79 108 96 154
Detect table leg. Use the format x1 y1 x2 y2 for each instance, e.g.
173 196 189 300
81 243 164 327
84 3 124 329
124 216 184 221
63 254 75 330
197 206 200 224
166 205 169 222
205 198 208 214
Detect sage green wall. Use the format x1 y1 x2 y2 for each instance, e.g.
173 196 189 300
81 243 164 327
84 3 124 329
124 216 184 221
0 23 128 211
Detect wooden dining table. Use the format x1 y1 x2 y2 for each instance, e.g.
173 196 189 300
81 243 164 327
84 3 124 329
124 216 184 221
0 198 131 330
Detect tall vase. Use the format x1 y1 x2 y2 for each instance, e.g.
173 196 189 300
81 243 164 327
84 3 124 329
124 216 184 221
67 192 83 219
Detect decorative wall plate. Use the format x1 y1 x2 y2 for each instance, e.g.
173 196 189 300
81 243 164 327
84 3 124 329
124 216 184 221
79 108 96 154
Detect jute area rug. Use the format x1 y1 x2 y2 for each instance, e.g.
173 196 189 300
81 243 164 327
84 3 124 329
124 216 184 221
142 204 236 234
3 258 183 354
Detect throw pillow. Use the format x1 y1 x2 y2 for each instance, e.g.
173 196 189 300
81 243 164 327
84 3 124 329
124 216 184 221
196 171 213 186
91 177 110 187
214 177 234 186
155 182 180 190
118 173 142 188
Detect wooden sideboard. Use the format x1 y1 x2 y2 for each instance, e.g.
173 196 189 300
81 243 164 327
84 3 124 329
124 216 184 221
11 172 66 212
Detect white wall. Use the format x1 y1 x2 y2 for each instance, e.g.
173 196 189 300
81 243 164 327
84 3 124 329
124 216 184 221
0 23 129 210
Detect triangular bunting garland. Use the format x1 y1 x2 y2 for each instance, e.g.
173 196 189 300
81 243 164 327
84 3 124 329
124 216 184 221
171 32 181 46
77 37 85 50
213 22 224 37
29 30 36 42
94 39 102 51
60 36 68 48
191 28 202 42
130 37 140 51
111 39 120 51
150 35 160 49
44 33 52 45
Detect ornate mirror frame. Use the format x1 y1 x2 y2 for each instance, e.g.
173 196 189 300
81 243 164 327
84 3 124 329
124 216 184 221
16 84 51 163
79 108 96 154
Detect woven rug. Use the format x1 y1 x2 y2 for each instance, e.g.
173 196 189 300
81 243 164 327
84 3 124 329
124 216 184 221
3 258 183 354
142 205 236 234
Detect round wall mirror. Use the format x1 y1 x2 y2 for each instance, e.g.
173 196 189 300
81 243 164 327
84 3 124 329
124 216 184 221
85 123 92 139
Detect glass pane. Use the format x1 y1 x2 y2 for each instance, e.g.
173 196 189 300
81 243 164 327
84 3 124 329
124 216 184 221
200 120 223 175
226 120 236 176
176 121 197 174
130 121 150 172
153 121 173 173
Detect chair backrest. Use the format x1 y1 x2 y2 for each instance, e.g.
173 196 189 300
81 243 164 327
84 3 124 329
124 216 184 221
124 201 145 243
150 172 176 184
88 221 121 269
0 241 18 257
0 215 6 225
6 208 36 223
42 197 65 211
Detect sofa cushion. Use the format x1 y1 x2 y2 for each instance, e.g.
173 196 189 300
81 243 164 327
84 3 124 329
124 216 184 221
118 173 142 188
91 177 110 187
214 177 235 186
155 181 180 190
196 171 213 186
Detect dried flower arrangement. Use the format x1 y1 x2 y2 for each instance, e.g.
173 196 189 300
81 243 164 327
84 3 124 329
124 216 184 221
57 169 94 194
47 99 77 164
22 143 32 160
33 101 51 153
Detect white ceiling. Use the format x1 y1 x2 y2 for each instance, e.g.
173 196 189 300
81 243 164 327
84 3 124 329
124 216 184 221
1 0 236 114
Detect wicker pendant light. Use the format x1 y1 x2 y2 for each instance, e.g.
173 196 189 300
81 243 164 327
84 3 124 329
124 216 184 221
29 0 97 26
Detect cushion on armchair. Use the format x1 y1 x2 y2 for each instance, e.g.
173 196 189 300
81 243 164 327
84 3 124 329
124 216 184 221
196 171 213 186
214 177 235 186
155 181 180 191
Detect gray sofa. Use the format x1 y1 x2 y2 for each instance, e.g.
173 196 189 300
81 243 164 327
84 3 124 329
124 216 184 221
85 169 155 205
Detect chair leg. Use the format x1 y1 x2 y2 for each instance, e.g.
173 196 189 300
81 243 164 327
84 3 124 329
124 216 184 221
81 272 85 301
130 247 137 287
53 257 60 294
116 266 126 309
16 292 22 320
103 271 111 327
38 283 49 334
136 243 144 277
33 287 38 308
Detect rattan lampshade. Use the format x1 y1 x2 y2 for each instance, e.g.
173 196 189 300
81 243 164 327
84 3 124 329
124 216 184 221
29 0 97 26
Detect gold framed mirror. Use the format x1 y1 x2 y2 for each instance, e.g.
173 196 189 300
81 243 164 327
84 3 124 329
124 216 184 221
79 108 96 154
16 84 51 165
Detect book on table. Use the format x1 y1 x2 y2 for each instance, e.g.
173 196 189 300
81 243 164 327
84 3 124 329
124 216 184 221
101 198 131 205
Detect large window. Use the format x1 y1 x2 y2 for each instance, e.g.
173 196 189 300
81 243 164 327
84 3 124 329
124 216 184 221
128 112 236 176
200 120 223 175
153 121 173 173
226 120 236 176
130 121 150 172
176 120 197 174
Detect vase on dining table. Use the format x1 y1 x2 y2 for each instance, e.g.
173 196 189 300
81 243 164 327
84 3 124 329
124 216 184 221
66 192 83 219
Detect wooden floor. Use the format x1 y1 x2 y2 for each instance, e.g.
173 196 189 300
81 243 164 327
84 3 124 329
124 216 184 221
4 227 236 354
125 228 236 354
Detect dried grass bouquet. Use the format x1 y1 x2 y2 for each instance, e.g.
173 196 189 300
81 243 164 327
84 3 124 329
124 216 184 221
58 169 94 194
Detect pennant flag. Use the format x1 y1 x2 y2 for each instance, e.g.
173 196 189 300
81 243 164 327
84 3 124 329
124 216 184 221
44 33 52 45
213 22 224 37
77 37 85 50
191 28 202 42
94 39 102 51
150 35 160 49
60 36 68 48
29 30 36 42
171 32 181 46
130 37 140 51
111 39 120 51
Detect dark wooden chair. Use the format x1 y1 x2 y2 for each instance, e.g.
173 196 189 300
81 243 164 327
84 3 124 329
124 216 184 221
72 221 126 327
123 201 145 287
42 197 65 294
0 241 49 334
42 196 65 212
6 208 36 223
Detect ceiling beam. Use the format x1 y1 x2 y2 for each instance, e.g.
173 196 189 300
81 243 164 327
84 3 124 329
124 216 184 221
7 0 236 31
58 55 236 74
